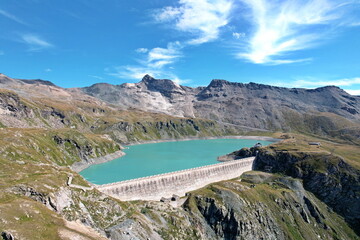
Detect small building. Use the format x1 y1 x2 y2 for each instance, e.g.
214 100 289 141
308 142 321 146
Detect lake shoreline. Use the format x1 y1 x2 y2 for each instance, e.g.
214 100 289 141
73 135 280 173
124 135 280 146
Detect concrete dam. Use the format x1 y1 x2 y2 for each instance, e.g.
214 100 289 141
97 157 255 201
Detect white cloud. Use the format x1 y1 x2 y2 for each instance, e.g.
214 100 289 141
88 75 104 80
135 48 148 53
0 9 27 25
232 32 245 39
275 77 360 88
266 58 313 66
294 77 360 88
110 41 185 83
345 89 360 95
44 68 52 72
155 0 233 45
107 65 189 85
237 0 357 64
146 41 182 68
349 21 360 26
21 34 53 51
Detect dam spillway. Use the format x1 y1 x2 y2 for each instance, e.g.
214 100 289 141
96 157 255 201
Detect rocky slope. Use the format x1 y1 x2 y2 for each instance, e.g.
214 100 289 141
254 149 360 235
184 171 358 240
222 136 360 237
81 75 360 136
0 74 244 141
81 75 200 118
1 72 360 239
2 72 360 143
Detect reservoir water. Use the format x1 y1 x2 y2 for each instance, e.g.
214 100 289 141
80 138 273 184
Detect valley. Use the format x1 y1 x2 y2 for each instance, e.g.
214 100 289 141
0 73 359 239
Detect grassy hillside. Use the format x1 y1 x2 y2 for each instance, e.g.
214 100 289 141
1 83 360 239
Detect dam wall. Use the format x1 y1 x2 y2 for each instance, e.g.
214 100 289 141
97 157 255 201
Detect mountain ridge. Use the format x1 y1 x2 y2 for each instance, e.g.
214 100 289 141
0 72 352 96
1 72 360 143
1 72 360 239
79 75 360 137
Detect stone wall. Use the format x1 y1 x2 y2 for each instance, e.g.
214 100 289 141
97 157 255 201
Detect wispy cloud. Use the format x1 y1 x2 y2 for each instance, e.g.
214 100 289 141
232 32 245 39
275 77 360 88
154 0 233 44
350 22 360 26
135 48 148 53
344 89 360 95
108 41 188 84
145 41 182 68
21 34 53 51
237 0 357 64
44 68 52 72
88 75 104 80
108 66 161 80
0 9 27 25
293 77 360 87
107 65 189 85
112 0 234 83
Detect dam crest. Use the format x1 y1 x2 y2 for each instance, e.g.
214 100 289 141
97 157 255 201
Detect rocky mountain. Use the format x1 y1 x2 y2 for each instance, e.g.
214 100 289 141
81 75 200 119
81 74 360 130
0 73 243 143
1 72 360 239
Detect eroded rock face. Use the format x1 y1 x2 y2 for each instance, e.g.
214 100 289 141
10 185 58 212
81 75 360 131
0 90 70 128
53 135 95 160
183 172 357 240
254 150 360 234
193 195 285 240
0 91 34 118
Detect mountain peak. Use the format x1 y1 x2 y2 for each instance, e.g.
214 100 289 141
0 73 16 84
208 79 231 88
19 79 57 87
139 75 184 97
141 74 156 83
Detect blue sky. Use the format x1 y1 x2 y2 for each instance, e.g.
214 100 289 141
1 0 360 94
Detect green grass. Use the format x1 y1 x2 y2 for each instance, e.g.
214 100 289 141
0 87 359 239
0 196 65 239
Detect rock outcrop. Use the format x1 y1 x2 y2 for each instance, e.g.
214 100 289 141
254 150 360 234
81 75 360 134
183 172 358 240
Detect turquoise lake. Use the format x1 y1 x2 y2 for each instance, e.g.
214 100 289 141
80 139 273 184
